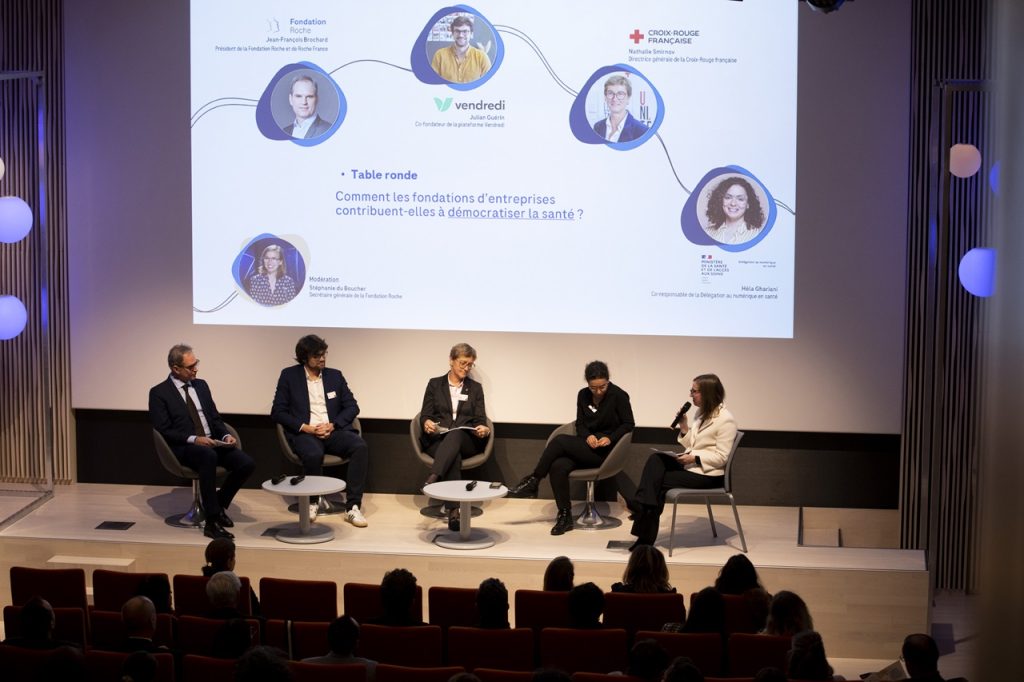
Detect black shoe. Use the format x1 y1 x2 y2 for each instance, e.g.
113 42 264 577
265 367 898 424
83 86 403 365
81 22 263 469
214 512 234 528
204 520 233 540
551 508 574 535
421 474 440 495
506 475 540 498
447 507 461 532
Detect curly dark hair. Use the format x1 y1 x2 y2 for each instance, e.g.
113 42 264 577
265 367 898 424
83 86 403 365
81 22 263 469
705 176 765 230
294 334 328 365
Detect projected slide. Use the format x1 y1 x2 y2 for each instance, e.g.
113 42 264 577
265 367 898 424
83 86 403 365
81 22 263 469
190 1 797 337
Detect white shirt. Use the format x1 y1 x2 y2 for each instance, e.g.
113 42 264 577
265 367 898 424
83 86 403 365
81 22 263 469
170 375 212 441
448 379 463 421
306 370 329 425
602 114 626 142
708 221 759 245
290 113 318 138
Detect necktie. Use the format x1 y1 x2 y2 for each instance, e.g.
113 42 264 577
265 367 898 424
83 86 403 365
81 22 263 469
182 383 206 437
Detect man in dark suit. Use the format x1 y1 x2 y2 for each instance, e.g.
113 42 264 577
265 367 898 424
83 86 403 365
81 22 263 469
282 74 334 139
149 344 255 539
118 596 170 654
271 334 369 527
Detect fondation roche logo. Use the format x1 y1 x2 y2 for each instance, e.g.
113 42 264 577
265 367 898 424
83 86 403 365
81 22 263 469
433 96 453 112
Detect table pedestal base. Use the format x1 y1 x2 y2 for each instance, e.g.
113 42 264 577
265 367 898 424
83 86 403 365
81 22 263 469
433 527 495 550
270 522 335 544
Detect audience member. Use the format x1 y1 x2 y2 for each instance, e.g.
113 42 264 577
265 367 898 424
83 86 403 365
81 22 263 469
744 587 773 633
211 618 253 658
787 630 840 681
612 545 675 593
476 577 510 629
626 638 671 681
543 555 575 591
682 587 725 635
568 582 605 628
902 633 959 682
202 537 261 616
1 596 79 649
714 554 763 594
137 574 173 614
120 596 168 653
369 568 425 625
121 650 158 682
235 645 292 682
206 570 244 618
753 667 787 682
663 656 704 682
303 615 377 680
764 590 813 637
533 670 572 682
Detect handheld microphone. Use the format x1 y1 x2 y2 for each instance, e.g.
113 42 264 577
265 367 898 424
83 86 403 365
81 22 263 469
670 402 692 429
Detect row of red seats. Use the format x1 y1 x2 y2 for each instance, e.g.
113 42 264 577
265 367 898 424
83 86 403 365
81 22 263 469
9 567 762 635
0 648 802 682
2 602 788 679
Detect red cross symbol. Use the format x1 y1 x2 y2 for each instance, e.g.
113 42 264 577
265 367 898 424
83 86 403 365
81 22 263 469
628 29 644 44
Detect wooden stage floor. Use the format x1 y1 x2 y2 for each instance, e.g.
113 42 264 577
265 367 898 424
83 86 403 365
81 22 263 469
0 483 928 664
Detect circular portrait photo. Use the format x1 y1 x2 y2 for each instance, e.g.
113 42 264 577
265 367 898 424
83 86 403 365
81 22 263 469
234 236 307 307
426 11 497 85
586 72 656 144
271 70 340 141
697 173 770 246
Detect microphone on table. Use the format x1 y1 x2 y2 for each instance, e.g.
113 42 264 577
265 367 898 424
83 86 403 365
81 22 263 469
670 402 692 429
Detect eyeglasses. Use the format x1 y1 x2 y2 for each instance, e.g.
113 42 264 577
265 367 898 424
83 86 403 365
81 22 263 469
605 91 629 101
178 360 200 372
454 359 475 370
589 382 610 393
689 388 699 395
452 28 472 34
311 352 328 360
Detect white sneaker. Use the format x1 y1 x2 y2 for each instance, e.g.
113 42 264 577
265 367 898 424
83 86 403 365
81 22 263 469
345 505 368 528
308 503 319 521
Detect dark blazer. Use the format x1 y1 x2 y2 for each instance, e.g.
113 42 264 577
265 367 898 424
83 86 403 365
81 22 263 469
592 111 650 143
284 114 332 139
574 383 635 445
419 374 487 450
271 364 360 435
149 377 229 455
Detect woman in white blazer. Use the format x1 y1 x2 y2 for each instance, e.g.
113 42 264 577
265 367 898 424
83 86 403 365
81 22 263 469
628 373 737 549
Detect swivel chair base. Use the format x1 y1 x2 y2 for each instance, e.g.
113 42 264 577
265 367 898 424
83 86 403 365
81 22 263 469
571 482 622 530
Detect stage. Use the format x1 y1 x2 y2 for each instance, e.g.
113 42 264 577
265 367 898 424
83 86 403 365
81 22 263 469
0 483 927 663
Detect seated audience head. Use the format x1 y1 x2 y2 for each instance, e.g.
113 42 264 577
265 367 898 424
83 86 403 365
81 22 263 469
206 570 242 611
663 656 704 682
380 568 418 621
203 537 237 576
122 650 158 682
327 615 361 656
714 554 762 594
476 577 510 628
628 638 671 681
623 544 673 593
901 633 941 678
683 587 725 634
753 667 787 682
213 618 253 659
235 645 291 682
787 630 834 681
764 590 813 637
568 582 605 628
121 595 157 638
543 555 575 592
18 596 56 640
137 574 172 614
744 587 773 632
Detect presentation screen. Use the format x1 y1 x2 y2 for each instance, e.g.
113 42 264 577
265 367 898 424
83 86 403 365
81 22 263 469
190 0 797 338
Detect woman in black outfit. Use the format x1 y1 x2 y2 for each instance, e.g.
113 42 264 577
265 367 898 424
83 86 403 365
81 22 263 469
508 360 635 535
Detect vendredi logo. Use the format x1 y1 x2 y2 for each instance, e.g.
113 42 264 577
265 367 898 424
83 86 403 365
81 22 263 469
434 97 453 112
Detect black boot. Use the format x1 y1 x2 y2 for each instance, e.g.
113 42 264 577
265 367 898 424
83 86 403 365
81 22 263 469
506 475 540 498
551 508 575 535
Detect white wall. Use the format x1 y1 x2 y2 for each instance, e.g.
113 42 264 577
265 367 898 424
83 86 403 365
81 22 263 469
65 1 910 432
